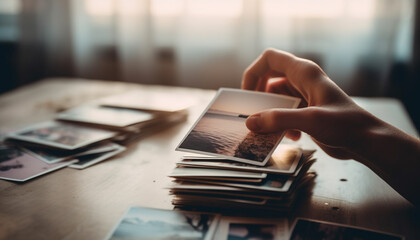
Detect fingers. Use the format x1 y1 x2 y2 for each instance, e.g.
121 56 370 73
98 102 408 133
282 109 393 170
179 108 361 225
285 130 301 141
267 79 308 107
242 49 298 90
245 108 311 134
255 70 285 92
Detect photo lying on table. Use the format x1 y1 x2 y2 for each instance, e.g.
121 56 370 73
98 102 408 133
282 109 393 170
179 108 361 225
106 206 220 240
289 218 404 240
7 121 116 150
56 105 155 128
177 88 300 166
69 144 126 169
213 217 288 240
99 90 195 113
23 142 120 164
0 142 76 182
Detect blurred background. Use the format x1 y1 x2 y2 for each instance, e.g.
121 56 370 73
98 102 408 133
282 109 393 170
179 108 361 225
1 0 419 129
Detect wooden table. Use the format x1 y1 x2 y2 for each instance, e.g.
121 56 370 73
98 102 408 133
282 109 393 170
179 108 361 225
0 78 419 239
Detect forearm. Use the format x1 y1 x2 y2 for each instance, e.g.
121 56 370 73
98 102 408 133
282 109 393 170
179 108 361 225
356 119 420 206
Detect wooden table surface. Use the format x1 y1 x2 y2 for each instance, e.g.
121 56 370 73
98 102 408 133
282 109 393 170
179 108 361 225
0 78 419 240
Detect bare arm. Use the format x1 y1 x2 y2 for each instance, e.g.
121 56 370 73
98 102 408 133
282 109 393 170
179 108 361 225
242 49 420 206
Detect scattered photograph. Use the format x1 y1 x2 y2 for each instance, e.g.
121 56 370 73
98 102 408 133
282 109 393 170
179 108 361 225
228 223 276 240
0 142 76 182
213 217 288 240
7 121 116 150
69 144 126 169
56 105 155 128
290 218 404 240
177 88 300 166
23 142 121 164
106 206 219 240
100 90 195 113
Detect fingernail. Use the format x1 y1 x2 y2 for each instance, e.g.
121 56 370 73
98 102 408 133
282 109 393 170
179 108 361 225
246 114 262 132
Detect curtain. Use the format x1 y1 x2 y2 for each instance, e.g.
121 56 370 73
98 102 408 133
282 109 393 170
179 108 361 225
2 0 415 95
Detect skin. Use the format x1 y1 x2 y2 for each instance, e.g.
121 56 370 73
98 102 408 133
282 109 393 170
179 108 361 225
242 49 420 206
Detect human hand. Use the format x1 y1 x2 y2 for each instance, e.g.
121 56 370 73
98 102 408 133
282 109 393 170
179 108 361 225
242 49 390 160
242 49 420 205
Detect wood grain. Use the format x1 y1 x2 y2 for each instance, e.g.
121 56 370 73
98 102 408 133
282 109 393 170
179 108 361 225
0 79 419 239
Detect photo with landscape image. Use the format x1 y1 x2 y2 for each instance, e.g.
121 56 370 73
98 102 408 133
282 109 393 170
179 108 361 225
177 88 300 166
108 207 217 240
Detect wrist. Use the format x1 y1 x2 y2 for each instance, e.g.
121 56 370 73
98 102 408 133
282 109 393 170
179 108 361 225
356 117 420 204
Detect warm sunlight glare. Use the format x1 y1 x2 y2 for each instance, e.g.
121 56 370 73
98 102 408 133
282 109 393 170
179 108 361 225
151 0 184 17
85 0 114 16
186 0 243 18
263 0 375 19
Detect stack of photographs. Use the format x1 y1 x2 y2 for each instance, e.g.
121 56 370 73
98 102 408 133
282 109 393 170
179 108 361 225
170 88 317 213
170 145 316 213
1 95 191 182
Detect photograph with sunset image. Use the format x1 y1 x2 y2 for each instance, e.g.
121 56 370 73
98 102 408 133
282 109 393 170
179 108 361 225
177 88 300 166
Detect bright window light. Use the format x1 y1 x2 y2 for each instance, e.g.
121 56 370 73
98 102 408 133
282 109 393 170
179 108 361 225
85 0 114 16
0 0 20 14
186 0 243 17
263 0 375 19
152 0 184 17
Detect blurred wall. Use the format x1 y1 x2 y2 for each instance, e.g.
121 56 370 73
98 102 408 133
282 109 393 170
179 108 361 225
0 0 415 91
0 0 419 130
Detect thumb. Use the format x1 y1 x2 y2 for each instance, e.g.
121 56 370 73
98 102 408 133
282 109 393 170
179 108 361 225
245 108 310 133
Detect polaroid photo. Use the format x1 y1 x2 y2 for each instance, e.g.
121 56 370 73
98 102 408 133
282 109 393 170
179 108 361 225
56 105 155 128
172 190 267 205
169 167 267 181
68 144 126 169
178 145 302 175
172 195 267 206
23 142 121 164
213 217 288 240
176 88 300 166
0 143 76 182
168 182 291 197
7 121 116 150
169 182 251 193
289 218 404 240
100 90 195 113
105 206 220 240
170 188 292 201
180 176 293 193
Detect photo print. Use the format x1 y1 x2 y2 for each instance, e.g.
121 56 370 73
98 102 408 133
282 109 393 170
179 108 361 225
7 121 116 150
107 207 219 240
177 88 300 166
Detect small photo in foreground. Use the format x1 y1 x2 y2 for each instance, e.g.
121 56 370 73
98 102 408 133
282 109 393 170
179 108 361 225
290 218 404 240
228 223 276 240
106 206 219 240
213 217 288 240
177 88 300 166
